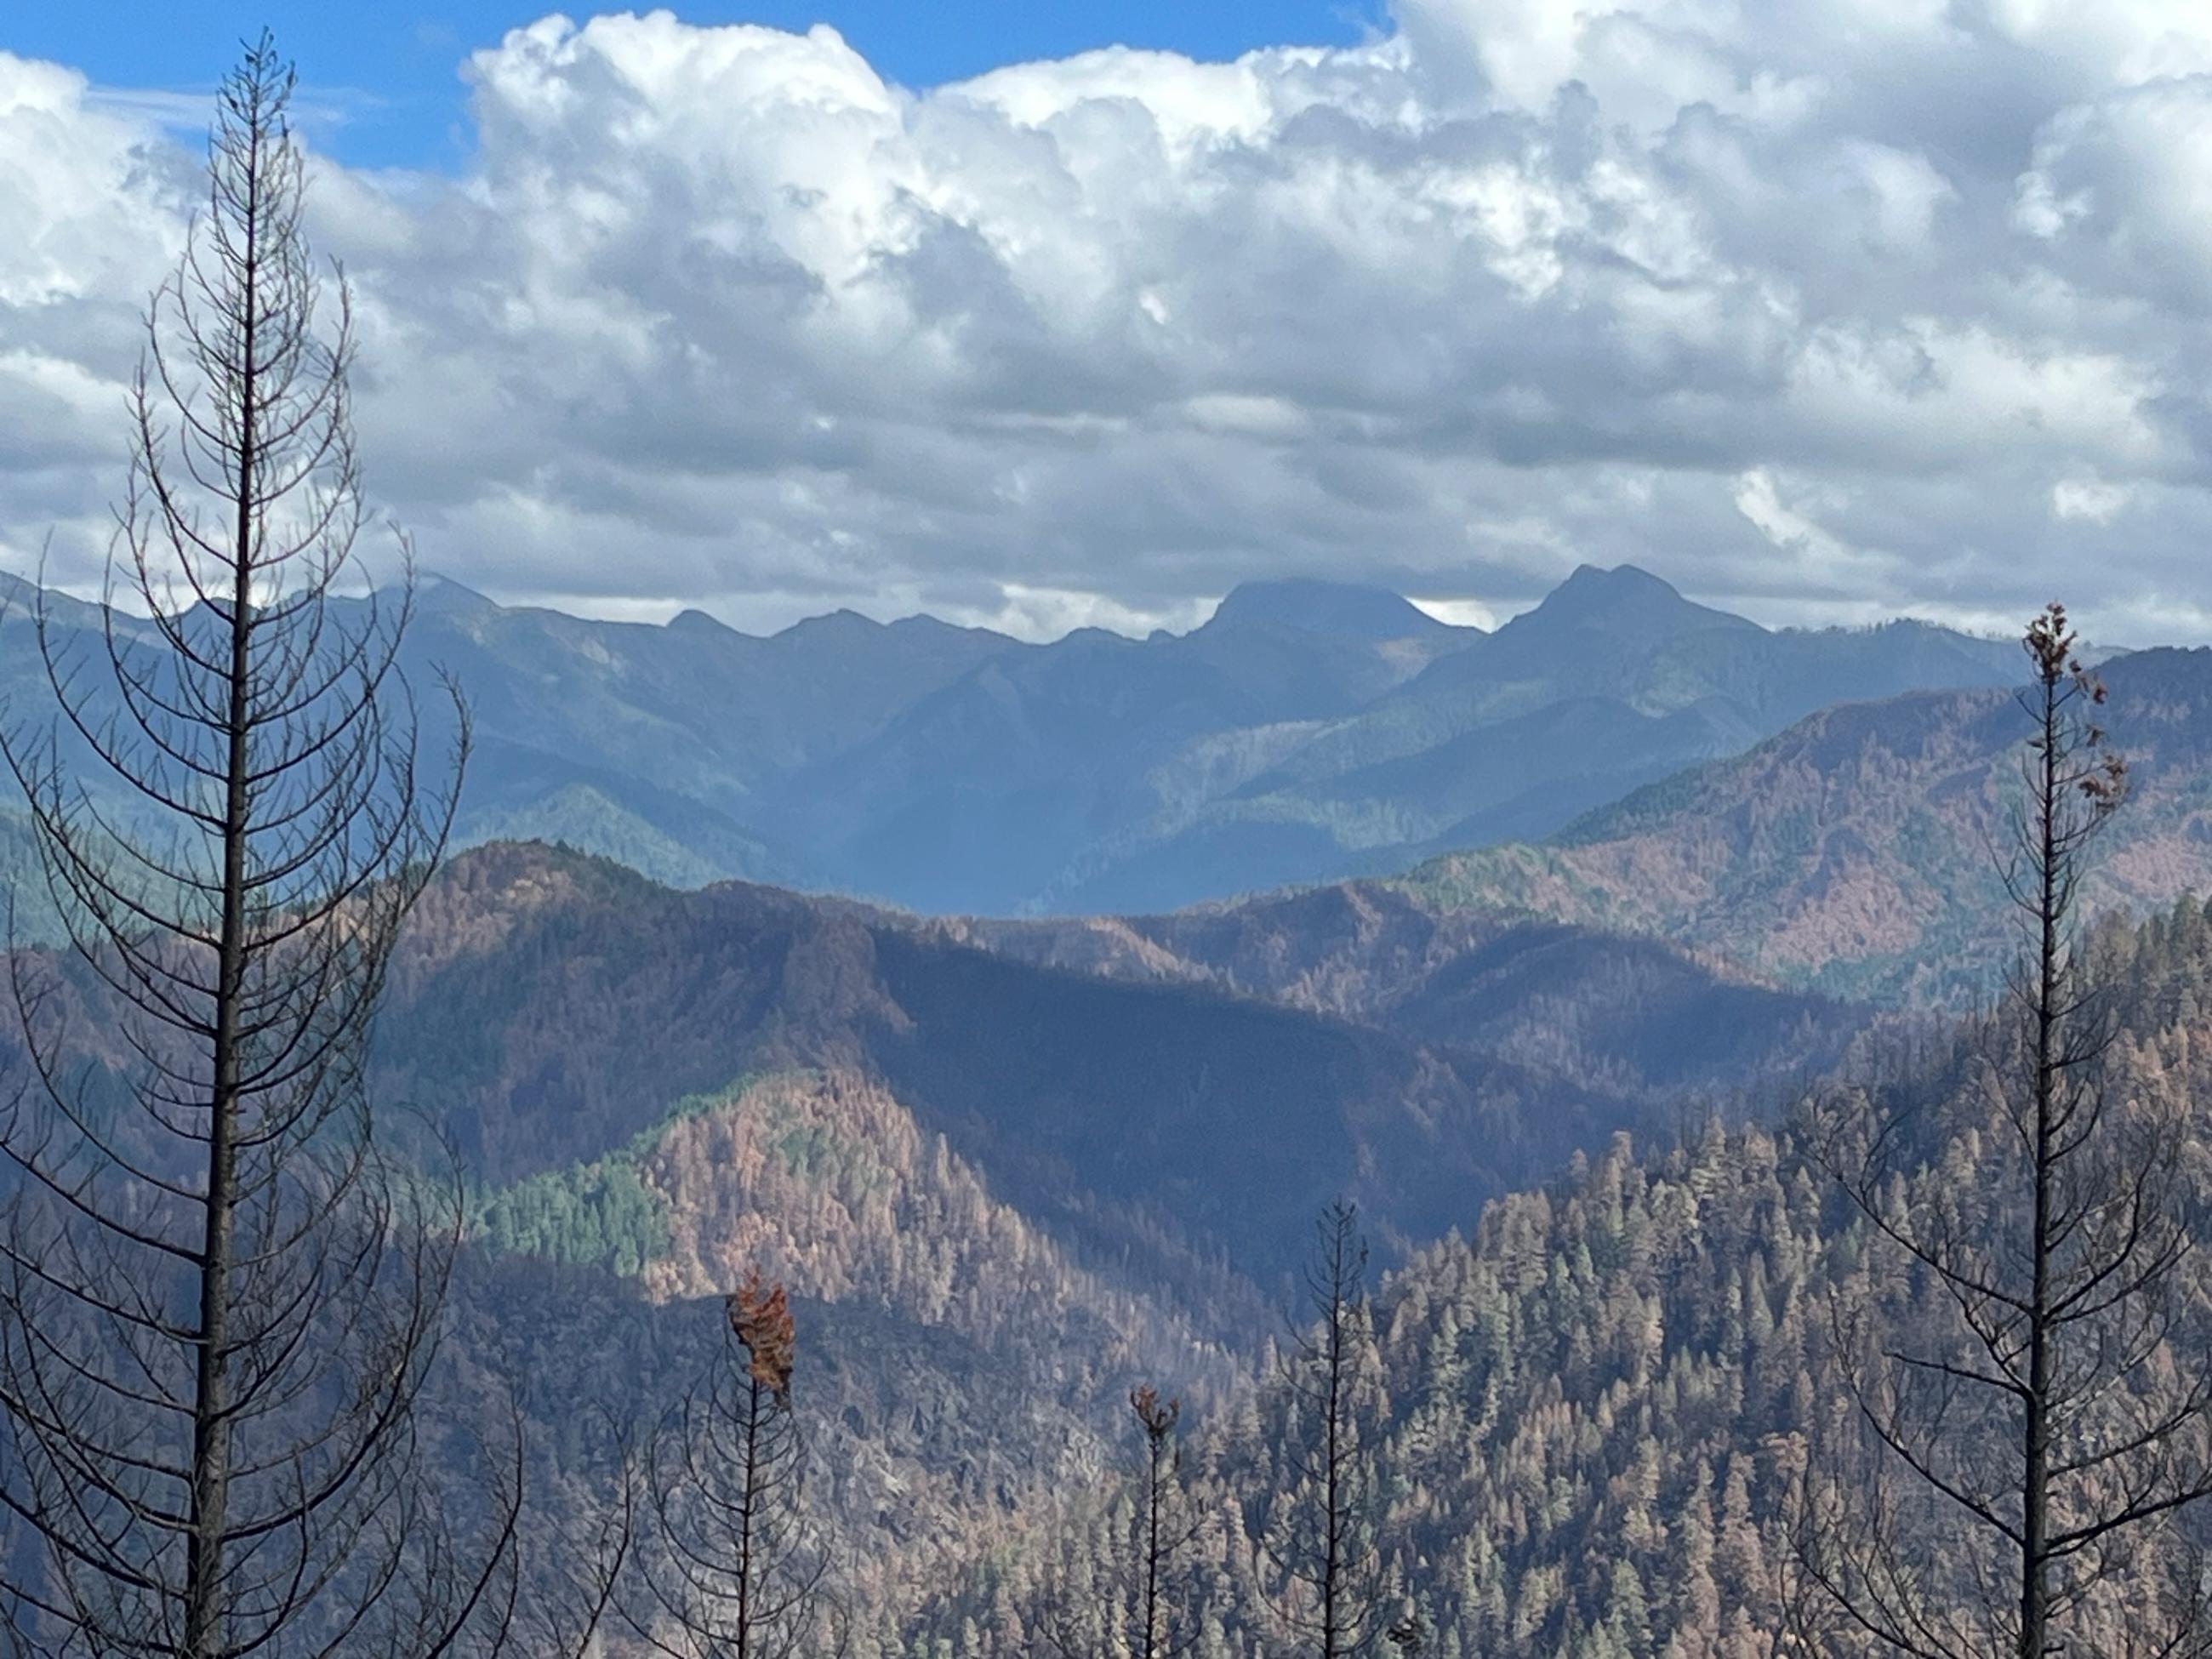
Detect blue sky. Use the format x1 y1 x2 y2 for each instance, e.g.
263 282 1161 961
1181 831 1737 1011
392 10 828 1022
7 1 1386 168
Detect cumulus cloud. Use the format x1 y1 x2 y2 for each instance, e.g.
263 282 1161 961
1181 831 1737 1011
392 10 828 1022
3 2 2212 641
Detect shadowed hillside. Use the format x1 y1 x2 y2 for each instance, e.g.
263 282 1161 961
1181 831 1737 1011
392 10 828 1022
373 842 1735 1297
963 881 1870 1100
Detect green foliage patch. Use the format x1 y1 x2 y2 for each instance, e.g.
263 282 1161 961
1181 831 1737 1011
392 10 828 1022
470 1070 783 1275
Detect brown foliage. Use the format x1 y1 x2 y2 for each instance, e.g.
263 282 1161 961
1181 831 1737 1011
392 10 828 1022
730 1270 796 1401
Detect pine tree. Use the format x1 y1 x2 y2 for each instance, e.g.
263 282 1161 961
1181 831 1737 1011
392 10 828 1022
0 34 523 1657
630 1271 841 1659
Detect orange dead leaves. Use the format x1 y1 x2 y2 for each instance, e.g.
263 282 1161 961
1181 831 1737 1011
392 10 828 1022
727 1268 795 1400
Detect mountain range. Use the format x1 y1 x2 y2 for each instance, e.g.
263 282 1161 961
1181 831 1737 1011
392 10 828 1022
13 557 2212 1650
1 563 2028 920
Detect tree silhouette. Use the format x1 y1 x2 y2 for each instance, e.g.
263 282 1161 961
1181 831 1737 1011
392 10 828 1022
1801 603 2212 1656
1042 1382 1204 1659
629 1272 841 1659
1263 1201 1389 1659
0 33 528 1658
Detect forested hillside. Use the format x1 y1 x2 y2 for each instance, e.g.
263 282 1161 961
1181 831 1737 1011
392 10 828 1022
453 1069 1243 1628
1405 646 2212 1002
966 883 1869 1098
288 839 1888 1651
370 841 1867 1296
904 895 2212 1657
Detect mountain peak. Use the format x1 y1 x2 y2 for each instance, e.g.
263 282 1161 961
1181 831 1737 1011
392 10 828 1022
415 572 499 619
1206 579 1453 641
778 607 886 643
1558 562 1679 601
1519 563 1759 640
667 607 736 637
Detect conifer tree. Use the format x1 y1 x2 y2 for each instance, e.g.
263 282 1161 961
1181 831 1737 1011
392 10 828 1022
1128 1385 1200 1659
630 1272 841 1659
1046 1383 1205 1659
0 33 522 1657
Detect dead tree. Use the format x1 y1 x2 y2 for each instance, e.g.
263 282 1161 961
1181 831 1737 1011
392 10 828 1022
1263 1201 1388 1659
629 1273 841 1659
1802 604 2212 1657
0 33 518 1658
1127 1385 1200 1659
1043 1383 1204 1659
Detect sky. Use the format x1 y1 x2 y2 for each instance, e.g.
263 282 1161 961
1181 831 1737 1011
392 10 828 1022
4 2 1388 169
3 1 2212 642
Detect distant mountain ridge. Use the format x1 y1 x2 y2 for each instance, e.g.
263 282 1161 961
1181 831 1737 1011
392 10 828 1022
0 563 2026 917
1203 577 1456 640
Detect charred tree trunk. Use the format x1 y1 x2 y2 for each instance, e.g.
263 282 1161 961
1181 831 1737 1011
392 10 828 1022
1264 1201 1387 1659
630 1272 841 1659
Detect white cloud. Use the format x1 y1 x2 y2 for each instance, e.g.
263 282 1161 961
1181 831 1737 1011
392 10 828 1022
1732 467 1872 584
3 3 2212 642
2053 475 2132 522
1411 595 1504 628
